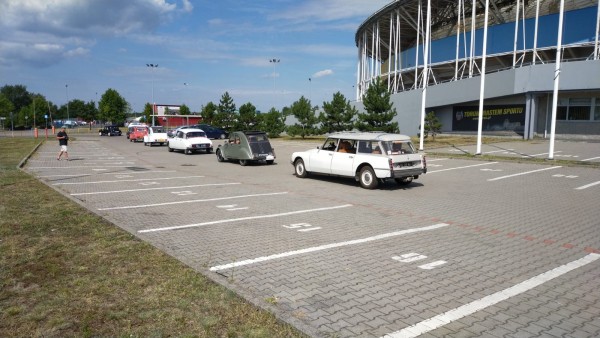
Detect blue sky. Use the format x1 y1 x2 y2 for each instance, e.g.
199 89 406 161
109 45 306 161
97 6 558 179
0 0 390 113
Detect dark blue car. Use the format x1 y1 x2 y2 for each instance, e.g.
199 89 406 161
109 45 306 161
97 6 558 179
191 124 228 139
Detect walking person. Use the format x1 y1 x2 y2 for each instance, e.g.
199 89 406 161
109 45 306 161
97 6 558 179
57 127 69 161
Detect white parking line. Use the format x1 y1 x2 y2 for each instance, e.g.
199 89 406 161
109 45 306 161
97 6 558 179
427 162 498 173
209 223 449 271
522 151 562 158
381 253 600 338
53 176 204 185
32 165 140 169
70 183 241 196
99 192 288 211
483 149 514 154
139 204 353 233
487 166 562 181
582 156 600 162
576 181 600 190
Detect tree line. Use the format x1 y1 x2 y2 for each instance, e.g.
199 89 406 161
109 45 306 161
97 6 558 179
0 78 403 137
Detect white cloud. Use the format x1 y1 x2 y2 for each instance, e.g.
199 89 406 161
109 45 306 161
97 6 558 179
312 69 334 78
272 0 390 23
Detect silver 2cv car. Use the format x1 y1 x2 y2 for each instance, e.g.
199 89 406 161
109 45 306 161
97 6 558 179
290 132 426 189
216 131 276 166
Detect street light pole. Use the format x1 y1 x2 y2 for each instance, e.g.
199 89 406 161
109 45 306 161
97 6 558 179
146 64 158 125
269 58 280 107
65 84 70 123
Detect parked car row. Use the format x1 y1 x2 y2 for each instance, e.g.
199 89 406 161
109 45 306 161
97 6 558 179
98 125 426 189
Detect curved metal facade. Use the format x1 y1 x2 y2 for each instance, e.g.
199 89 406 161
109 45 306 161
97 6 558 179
355 0 600 99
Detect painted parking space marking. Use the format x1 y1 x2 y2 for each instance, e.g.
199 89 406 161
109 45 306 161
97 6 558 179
172 191 197 196
283 223 321 232
483 149 514 154
392 253 427 263
32 165 139 169
381 253 600 338
217 204 249 211
487 166 561 181
100 192 288 211
427 162 498 174
53 175 204 185
418 260 447 270
70 183 240 196
552 174 578 178
139 204 353 233
139 182 160 186
582 156 600 162
41 170 176 178
392 253 448 270
576 181 600 190
480 168 502 172
209 223 449 271
522 151 562 158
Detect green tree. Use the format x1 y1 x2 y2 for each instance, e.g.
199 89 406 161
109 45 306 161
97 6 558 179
142 103 153 124
238 102 259 130
422 111 442 140
355 77 399 133
285 96 319 139
179 104 191 115
0 93 15 129
200 102 217 124
1 84 32 114
320 91 357 133
258 108 286 138
215 92 237 130
98 88 128 125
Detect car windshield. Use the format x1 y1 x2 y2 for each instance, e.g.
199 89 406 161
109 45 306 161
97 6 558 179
186 132 206 138
380 140 415 155
152 127 165 133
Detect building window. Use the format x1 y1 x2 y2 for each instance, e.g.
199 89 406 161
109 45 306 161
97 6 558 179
557 98 592 121
594 98 600 121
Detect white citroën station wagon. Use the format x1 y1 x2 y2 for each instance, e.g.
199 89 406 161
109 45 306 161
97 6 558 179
290 132 427 189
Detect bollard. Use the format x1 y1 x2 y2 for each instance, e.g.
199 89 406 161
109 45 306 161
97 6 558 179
34 128 38 138
52 126 55 134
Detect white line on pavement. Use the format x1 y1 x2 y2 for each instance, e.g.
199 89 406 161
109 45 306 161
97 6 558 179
209 223 449 271
99 192 289 211
139 204 352 233
70 183 241 195
483 149 514 154
575 181 600 190
382 253 600 338
32 165 140 169
427 162 498 173
54 176 204 185
522 150 562 158
582 156 600 162
487 166 562 181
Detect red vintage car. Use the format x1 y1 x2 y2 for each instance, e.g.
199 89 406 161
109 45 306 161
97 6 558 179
129 126 148 142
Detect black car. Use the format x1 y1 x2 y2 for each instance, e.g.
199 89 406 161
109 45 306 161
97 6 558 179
98 125 122 136
191 124 228 139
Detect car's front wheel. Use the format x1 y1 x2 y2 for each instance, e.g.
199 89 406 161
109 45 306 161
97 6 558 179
359 166 378 189
294 159 308 178
239 159 248 166
167 144 174 152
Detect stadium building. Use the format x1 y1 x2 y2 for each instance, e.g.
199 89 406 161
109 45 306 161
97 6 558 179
354 0 600 139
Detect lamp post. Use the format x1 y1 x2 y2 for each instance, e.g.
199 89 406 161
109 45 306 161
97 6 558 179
269 58 280 93
65 84 70 123
146 63 158 125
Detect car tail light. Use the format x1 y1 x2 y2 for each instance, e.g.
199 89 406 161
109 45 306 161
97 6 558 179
388 158 393 171
422 155 427 169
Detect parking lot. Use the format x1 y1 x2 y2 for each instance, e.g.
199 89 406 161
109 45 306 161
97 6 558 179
24 135 600 338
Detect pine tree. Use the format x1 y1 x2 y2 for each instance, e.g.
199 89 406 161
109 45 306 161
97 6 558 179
320 91 357 133
355 77 399 133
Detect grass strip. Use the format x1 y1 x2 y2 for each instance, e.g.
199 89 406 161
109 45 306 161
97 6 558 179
0 137 308 337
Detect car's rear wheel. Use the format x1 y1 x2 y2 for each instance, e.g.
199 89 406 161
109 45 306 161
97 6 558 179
167 145 174 152
216 149 224 162
359 166 378 189
294 159 307 178
239 159 248 166
395 177 413 186
219 134 226 139
99 132 102 136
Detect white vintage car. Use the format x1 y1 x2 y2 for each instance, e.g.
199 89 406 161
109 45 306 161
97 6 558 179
143 126 168 146
290 132 427 189
167 128 213 154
